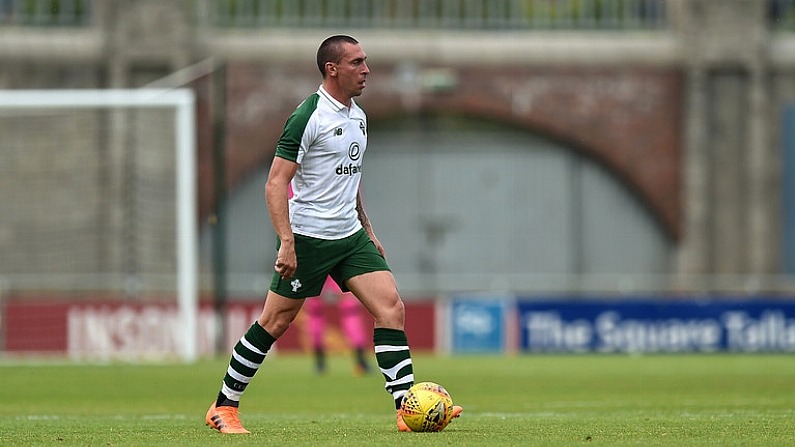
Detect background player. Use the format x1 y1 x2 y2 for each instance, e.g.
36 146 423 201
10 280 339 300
305 276 372 375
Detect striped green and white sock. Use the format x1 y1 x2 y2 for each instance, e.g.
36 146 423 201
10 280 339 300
373 328 414 409
216 322 276 408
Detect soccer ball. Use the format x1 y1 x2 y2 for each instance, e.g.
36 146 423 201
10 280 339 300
400 382 455 432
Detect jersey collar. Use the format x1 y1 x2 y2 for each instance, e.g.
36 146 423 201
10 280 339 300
318 85 353 112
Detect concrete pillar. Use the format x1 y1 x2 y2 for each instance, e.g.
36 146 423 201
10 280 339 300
747 65 772 274
105 0 195 87
99 0 197 285
674 0 774 283
678 66 710 278
711 72 746 275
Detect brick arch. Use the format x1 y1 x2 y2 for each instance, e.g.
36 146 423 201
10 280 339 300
369 107 676 241
362 66 684 240
206 64 683 240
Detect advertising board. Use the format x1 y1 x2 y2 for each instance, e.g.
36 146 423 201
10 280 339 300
518 298 795 353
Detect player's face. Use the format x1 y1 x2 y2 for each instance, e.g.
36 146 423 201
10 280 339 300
334 43 369 99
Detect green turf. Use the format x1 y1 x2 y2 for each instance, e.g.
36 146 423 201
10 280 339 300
0 354 793 446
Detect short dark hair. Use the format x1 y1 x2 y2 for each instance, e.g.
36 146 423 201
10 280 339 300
316 35 359 78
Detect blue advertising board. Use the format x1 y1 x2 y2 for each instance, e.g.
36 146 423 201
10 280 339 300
450 298 510 353
517 298 795 353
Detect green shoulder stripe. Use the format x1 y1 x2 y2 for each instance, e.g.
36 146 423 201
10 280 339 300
275 93 320 162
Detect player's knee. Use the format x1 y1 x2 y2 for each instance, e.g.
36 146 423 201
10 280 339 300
391 297 405 320
258 313 298 339
376 294 404 327
260 320 289 339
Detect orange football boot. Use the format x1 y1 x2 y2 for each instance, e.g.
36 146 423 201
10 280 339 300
206 402 251 434
451 405 463 419
396 409 412 432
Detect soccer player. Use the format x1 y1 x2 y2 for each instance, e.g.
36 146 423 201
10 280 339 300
205 35 462 434
305 276 372 376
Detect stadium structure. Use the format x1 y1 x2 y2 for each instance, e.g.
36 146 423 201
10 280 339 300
1 0 795 360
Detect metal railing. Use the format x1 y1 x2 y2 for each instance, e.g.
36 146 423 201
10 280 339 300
195 0 668 30
0 0 91 26
2 1 795 32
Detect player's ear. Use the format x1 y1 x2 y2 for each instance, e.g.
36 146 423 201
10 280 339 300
326 62 337 77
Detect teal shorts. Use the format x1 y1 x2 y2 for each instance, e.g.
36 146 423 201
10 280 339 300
269 228 391 299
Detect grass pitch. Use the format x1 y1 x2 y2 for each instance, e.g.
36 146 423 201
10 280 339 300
0 354 793 446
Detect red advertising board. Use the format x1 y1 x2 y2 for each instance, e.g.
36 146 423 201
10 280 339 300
1 297 437 359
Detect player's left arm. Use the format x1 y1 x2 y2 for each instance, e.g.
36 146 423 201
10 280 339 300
356 189 385 258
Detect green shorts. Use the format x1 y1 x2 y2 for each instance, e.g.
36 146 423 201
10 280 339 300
269 228 391 299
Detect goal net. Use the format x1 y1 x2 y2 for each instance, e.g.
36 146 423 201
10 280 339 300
0 89 199 362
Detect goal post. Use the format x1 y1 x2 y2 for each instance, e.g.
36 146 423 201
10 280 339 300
0 89 198 362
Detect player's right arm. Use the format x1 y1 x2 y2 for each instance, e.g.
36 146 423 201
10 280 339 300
265 156 299 279
267 94 319 279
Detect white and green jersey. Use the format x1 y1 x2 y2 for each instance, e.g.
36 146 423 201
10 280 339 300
275 86 367 240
